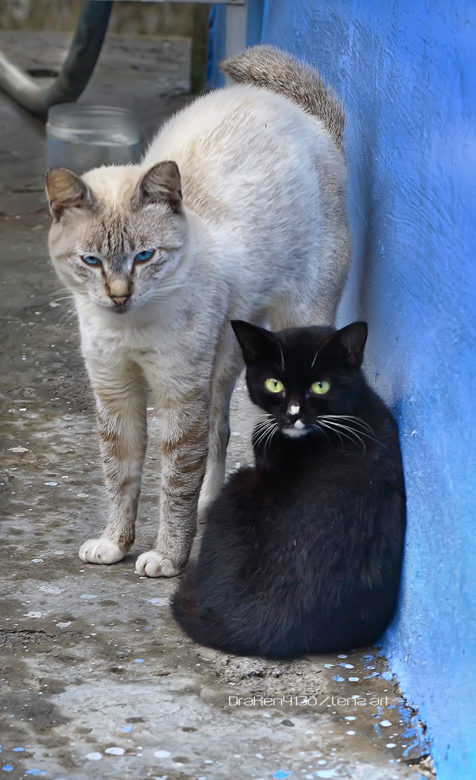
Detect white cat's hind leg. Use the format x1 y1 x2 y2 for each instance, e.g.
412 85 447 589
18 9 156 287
79 538 125 564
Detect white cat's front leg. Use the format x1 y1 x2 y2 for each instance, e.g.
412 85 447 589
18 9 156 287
79 360 147 565
135 395 209 577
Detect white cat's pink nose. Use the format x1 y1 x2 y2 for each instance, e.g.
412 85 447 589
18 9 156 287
110 293 131 306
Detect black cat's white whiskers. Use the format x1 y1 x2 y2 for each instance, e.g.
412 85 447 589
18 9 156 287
253 427 275 452
253 427 271 447
318 416 386 448
310 347 322 371
253 415 274 434
254 415 274 429
317 420 348 451
253 419 278 449
320 415 375 435
264 424 279 453
310 422 333 446
252 414 279 452
316 417 371 452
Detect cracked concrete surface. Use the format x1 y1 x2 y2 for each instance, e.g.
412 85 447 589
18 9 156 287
0 31 434 780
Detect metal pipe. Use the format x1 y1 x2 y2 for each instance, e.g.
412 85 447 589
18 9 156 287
0 0 113 118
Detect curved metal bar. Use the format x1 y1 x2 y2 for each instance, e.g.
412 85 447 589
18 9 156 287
0 0 113 117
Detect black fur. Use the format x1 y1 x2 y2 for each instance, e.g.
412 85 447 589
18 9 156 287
172 321 406 659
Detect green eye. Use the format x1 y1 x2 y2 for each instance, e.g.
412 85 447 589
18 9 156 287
265 378 284 394
310 380 330 395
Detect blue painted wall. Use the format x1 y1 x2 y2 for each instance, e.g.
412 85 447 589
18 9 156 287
216 1 476 777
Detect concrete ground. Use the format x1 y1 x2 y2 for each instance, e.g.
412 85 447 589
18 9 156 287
0 31 434 780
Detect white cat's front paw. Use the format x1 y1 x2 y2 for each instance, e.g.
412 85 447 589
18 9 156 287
79 538 125 565
135 550 180 578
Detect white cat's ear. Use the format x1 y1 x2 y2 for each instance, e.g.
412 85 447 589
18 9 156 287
134 161 182 214
45 168 96 221
324 322 368 368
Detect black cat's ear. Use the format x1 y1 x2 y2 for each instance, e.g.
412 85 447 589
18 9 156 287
322 322 368 368
45 168 96 221
133 161 182 213
231 320 280 365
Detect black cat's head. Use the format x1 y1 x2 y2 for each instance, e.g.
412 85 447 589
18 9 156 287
231 320 368 440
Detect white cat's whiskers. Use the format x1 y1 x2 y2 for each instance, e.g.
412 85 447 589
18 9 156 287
57 307 79 329
49 298 78 325
48 294 75 304
49 286 73 298
148 285 183 300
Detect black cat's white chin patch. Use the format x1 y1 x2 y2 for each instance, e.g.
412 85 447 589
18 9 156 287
282 420 308 438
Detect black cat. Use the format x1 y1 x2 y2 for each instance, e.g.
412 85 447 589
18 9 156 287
172 321 406 659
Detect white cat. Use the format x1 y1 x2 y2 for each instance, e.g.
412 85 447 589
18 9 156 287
45 46 351 577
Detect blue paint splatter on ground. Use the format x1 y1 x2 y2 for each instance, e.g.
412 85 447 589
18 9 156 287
135 658 144 663
2 766 13 773
12 748 24 752
333 676 345 682
25 771 47 776
123 725 133 733
274 771 293 779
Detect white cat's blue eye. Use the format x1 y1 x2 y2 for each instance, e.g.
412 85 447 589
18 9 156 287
134 250 154 264
82 255 102 267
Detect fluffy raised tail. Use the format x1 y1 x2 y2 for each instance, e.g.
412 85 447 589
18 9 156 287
221 45 345 153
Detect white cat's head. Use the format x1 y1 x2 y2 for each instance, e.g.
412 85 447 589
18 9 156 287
46 161 189 314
